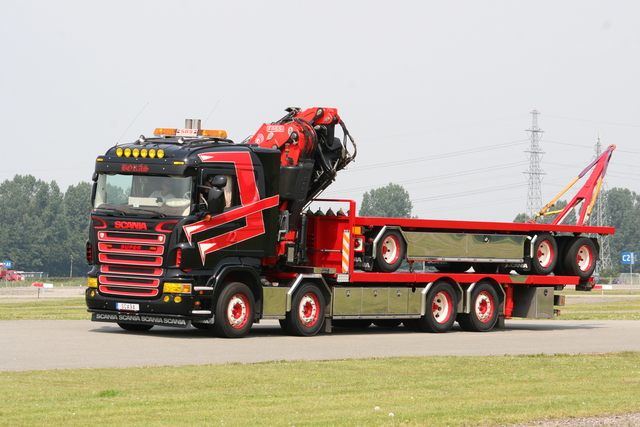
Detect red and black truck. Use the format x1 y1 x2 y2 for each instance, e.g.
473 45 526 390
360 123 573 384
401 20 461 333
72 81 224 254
86 107 615 337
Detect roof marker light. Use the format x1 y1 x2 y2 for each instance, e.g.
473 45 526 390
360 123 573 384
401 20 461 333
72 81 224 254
154 128 177 136
153 127 227 138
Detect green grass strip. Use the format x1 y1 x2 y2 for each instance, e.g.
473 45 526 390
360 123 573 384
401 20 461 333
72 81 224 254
0 298 88 320
557 296 640 320
1 353 639 426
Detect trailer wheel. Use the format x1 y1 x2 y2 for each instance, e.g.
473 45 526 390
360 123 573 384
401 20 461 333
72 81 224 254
280 283 325 336
373 230 406 272
457 281 499 332
553 237 568 276
530 233 558 275
413 280 458 333
117 323 154 332
562 237 597 278
212 282 254 338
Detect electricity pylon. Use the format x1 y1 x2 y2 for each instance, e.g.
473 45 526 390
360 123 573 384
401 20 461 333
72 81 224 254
525 110 546 218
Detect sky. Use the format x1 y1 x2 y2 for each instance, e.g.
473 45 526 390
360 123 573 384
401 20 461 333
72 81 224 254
1 0 639 223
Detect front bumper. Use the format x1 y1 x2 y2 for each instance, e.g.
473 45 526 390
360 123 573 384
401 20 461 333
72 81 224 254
89 310 194 328
86 287 213 327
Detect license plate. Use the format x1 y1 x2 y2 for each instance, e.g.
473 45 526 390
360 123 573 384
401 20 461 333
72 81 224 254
116 303 139 312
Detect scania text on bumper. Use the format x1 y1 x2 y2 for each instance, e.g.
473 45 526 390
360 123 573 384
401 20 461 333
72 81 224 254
91 311 191 328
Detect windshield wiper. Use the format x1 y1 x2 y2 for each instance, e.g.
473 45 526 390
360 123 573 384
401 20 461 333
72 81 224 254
129 208 166 218
94 207 126 216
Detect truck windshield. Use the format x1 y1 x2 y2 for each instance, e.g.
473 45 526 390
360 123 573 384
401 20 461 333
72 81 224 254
93 174 193 217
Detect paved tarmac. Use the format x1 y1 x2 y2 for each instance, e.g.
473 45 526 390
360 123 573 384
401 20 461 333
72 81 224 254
2 319 639 371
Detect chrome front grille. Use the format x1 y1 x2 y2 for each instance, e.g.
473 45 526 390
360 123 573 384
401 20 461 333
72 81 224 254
96 230 166 298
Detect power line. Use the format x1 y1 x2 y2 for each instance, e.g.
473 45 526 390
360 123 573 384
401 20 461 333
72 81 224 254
541 114 640 129
342 139 528 172
329 161 529 196
412 181 527 203
363 115 528 143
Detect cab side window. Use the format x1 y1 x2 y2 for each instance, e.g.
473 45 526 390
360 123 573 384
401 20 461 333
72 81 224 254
201 171 240 209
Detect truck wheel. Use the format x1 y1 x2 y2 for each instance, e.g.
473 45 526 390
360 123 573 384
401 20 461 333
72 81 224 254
280 283 325 336
117 323 154 332
373 230 406 272
457 281 499 332
530 233 557 275
413 280 458 333
553 237 568 276
212 282 255 338
562 237 597 278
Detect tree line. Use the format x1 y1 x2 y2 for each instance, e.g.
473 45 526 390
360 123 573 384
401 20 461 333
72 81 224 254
0 175 91 277
1 176 638 278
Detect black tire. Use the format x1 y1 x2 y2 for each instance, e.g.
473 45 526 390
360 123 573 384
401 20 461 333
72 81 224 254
562 237 598 278
373 230 406 272
553 237 569 276
117 323 154 332
212 282 255 338
280 283 325 336
530 233 558 275
457 281 499 332
412 280 458 333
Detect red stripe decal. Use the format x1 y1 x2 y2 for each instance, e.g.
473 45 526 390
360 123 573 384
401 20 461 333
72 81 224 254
185 152 279 263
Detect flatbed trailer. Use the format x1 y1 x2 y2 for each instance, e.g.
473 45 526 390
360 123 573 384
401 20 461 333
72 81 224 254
257 198 613 335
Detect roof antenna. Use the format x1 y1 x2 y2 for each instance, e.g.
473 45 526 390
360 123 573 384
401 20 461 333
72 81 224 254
115 102 149 145
203 100 220 127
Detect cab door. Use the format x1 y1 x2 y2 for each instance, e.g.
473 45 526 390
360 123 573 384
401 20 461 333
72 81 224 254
182 166 241 267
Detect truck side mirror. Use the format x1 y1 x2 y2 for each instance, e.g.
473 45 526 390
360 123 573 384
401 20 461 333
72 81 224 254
90 173 98 205
200 175 228 215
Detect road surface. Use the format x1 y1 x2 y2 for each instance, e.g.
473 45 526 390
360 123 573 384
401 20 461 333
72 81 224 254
2 319 639 371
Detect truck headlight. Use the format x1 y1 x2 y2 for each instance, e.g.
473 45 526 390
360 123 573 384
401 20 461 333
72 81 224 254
163 283 192 294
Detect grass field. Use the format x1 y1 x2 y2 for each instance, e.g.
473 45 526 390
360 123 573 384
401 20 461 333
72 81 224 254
1 287 639 426
0 297 88 320
1 353 639 427
0 277 86 287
